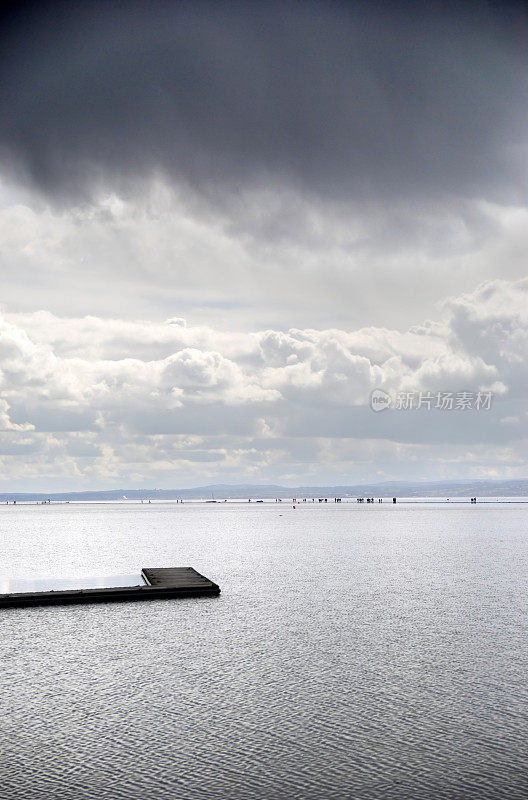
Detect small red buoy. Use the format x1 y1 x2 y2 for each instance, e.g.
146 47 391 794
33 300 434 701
293 505 296 509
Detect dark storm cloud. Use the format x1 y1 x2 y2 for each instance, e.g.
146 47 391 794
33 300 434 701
2 0 528 204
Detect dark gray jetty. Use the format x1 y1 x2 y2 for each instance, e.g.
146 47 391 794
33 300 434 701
0 567 220 608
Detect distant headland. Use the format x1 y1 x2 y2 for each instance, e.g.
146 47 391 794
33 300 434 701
0 478 527 502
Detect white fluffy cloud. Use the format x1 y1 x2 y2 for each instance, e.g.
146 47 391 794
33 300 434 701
0 277 526 489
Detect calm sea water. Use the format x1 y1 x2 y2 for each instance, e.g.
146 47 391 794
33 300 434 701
0 502 526 800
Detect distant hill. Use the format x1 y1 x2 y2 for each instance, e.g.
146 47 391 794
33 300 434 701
0 478 527 502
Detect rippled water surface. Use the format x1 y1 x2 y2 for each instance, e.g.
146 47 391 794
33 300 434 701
0 502 527 799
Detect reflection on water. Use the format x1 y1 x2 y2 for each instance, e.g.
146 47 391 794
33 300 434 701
0 573 144 594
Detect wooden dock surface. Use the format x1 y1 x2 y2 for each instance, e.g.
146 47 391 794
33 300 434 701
0 567 220 608
142 567 218 589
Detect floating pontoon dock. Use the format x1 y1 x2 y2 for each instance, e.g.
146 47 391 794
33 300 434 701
0 567 220 608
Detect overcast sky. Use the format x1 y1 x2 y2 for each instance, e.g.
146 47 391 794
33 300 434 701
0 0 527 491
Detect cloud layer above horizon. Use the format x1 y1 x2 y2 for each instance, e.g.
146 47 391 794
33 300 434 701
0 277 526 490
1 0 527 488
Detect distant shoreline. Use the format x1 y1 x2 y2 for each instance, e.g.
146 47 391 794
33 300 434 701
1 496 528 506
0 478 528 503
